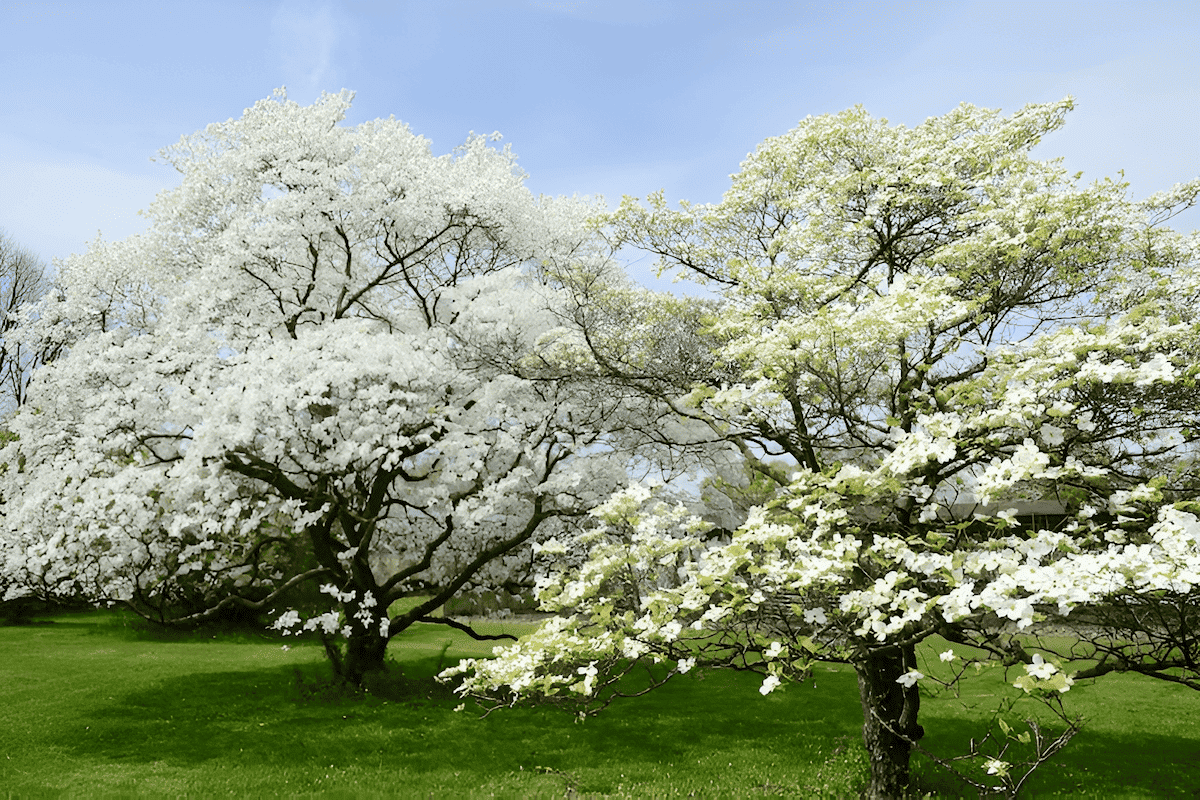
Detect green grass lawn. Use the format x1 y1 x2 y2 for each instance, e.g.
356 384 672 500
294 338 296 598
3 610 1199 798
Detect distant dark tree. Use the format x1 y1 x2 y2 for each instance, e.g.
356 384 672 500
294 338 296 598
0 230 52 412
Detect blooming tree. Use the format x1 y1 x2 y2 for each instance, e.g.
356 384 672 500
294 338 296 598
446 100 1200 797
0 90 636 685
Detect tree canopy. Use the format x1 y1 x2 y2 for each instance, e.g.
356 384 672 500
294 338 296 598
0 90 642 684
447 99 1200 797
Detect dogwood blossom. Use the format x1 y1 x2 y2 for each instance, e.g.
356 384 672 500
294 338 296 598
759 675 782 695
1024 654 1057 681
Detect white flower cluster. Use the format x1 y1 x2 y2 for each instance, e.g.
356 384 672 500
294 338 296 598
1012 654 1074 694
273 609 344 637
450 468 1200 704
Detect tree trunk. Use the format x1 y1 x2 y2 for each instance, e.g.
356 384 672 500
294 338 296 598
342 624 390 686
855 644 925 799
333 598 391 686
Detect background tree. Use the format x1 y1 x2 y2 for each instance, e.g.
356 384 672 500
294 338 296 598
0 229 52 413
448 100 1200 797
0 90 637 686
0 229 53 623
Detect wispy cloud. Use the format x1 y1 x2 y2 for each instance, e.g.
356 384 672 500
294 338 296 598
270 2 344 99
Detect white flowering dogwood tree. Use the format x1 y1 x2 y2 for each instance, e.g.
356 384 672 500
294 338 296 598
446 100 1200 797
0 90 638 685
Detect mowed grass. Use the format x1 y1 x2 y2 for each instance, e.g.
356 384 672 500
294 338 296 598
2 611 1199 798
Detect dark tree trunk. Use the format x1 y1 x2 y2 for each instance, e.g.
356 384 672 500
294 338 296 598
342 624 389 686
331 597 392 686
855 644 925 799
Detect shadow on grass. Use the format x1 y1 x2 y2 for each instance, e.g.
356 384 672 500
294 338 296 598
19 614 1200 796
910 706 1200 798
63 655 868 793
84 608 302 645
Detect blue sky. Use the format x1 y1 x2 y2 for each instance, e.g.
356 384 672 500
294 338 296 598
2 0 1198 288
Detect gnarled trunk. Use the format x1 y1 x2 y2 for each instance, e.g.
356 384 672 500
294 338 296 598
327 596 392 687
342 623 390 685
855 644 925 799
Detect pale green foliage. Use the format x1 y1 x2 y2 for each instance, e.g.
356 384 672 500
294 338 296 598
446 99 1200 796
